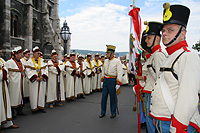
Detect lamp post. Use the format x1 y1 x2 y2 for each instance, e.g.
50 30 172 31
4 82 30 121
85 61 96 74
60 21 71 55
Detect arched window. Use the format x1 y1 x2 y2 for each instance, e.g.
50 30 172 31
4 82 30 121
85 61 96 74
11 14 13 36
33 22 37 41
14 15 18 37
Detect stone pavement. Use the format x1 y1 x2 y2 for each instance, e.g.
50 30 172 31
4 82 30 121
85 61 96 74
3 85 146 133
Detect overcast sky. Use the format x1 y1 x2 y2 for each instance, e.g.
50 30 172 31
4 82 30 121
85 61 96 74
59 0 200 52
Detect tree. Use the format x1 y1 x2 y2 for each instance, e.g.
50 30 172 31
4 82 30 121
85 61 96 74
192 41 200 52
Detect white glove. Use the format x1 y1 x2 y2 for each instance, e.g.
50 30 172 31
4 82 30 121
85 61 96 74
101 82 103 87
132 86 136 95
116 85 120 91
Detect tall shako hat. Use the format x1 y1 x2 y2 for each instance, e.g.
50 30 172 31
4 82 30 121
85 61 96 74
14 46 23 54
162 2 190 46
141 30 152 53
23 49 30 55
32 46 40 53
144 21 162 36
51 50 58 56
163 2 190 28
106 45 116 53
144 21 162 49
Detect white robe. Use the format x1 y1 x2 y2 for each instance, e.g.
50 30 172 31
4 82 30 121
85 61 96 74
84 59 94 94
0 58 12 126
76 61 86 95
100 60 104 89
5 59 24 108
92 59 102 90
26 57 48 111
20 57 30 98
122 64 129 85
46 60 65 103
65 61 79 99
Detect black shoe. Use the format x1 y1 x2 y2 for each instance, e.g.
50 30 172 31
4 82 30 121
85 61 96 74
39 109 46 113
17 112 27 116
99 114 105 118
141 122 147 129
32 111 37 114
110 114 116 118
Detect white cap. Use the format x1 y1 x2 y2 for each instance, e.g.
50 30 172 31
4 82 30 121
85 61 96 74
51 49 56 54
32 46 40 52
78 54 83 58
14 46 22 53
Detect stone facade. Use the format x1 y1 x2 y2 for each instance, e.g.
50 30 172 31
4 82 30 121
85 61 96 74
0 0 62 60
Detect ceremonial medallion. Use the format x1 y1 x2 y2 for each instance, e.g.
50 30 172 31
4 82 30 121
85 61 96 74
36 68 40 72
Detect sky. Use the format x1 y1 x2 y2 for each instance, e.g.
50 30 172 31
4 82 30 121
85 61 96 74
59 0 200 52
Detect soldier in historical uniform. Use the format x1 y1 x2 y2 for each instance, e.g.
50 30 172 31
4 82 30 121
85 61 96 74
150 3 200 132
141 21 166 132
46 50 65 109
5 46 27 117
99 45 123 119
26 46 48 114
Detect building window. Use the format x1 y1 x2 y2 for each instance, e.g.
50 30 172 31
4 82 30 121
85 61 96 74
33 0 38 9
11 14 13 36
33 22 37 41
48 6 52 17
14 15 18 37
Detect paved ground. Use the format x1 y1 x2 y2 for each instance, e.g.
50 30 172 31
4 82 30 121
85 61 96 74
2 85 146 133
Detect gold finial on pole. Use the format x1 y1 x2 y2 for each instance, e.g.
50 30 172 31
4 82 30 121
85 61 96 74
133 0 136 8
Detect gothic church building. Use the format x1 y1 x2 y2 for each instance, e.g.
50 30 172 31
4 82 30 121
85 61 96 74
0 0 62 60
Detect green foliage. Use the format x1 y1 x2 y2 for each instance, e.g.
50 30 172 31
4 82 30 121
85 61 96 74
192 41 200 52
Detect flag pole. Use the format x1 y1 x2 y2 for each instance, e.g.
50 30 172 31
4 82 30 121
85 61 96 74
133 1 141 132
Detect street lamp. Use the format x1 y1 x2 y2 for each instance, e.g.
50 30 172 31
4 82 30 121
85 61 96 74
60 21 71 55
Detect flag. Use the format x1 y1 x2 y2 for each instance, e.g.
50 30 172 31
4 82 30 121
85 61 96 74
128 7 143 73
128 6 143 133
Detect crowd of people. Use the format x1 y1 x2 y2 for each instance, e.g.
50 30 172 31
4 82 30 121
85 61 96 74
134 2 200 133
0 45 130 131
1 1 199 133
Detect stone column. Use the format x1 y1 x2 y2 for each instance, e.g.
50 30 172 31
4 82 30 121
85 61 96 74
0 0 11 60
52 0 62 58
24 0 33 51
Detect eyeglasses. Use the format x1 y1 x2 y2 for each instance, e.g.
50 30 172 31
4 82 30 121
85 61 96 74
161 28 179 34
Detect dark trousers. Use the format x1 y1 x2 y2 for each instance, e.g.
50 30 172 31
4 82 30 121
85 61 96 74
101 78 117 115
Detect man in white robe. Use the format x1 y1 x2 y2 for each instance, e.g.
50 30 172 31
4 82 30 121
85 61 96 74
100 55 105 90
5 46 27 117
121 61 129 85
65 53 79 101
26 46 48 114
84 54 95 95
0 49 19 130
46 50 65 108
92 53 102 91
76 55 86 98
20 49 30 100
